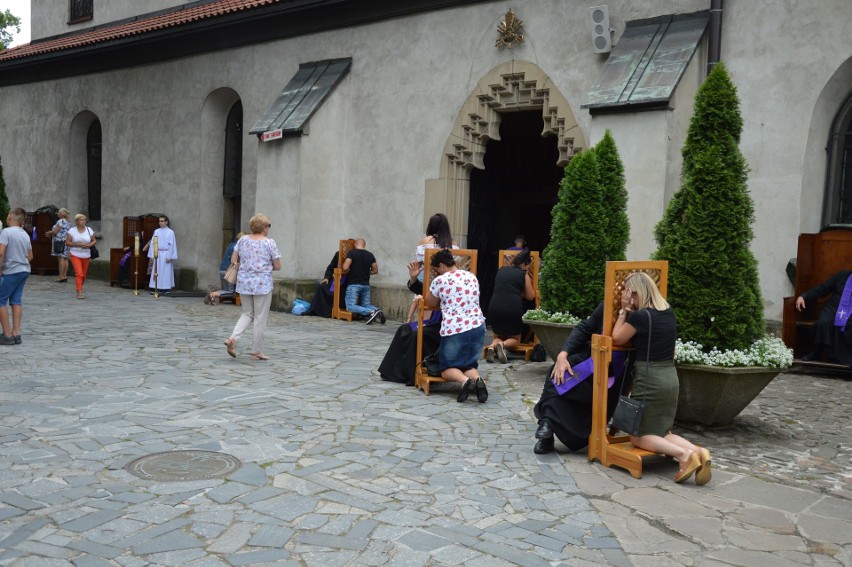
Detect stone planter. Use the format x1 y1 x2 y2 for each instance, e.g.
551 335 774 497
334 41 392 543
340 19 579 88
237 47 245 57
675 364 781 427
522 319 576 361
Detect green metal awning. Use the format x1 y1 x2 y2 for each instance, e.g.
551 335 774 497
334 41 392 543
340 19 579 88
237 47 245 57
583 11 709 113
250 57 352 137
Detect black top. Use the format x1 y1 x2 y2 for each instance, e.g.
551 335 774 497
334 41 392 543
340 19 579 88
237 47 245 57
345 248 376 285
487 267 528 334
626 307 677 362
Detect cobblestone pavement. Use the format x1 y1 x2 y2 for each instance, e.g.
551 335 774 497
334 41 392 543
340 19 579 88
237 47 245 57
0 276 850 566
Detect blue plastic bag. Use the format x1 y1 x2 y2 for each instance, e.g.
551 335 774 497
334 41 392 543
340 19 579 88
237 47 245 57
291 298 311 315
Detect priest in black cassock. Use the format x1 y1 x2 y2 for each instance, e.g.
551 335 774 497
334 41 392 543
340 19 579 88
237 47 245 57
533 303 631 453
307 251 346 318
796 269 852 366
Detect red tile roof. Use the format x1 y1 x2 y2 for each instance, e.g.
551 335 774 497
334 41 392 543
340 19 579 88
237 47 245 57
0 0 281 62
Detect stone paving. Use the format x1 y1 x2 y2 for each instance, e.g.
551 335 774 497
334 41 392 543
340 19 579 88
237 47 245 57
0 276 850 566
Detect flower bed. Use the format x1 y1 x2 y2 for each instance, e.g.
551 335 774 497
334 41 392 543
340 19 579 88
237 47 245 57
674 335 793 368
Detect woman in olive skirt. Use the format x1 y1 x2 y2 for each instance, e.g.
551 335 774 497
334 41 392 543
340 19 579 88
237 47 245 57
611 272 711 485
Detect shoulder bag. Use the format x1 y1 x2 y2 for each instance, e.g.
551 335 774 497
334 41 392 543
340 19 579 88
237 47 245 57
223 240 240 285
87 228 100 260
610 310 652 436
52 238 66 255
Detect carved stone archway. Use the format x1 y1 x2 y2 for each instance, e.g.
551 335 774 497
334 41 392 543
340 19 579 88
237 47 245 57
424 61 586 245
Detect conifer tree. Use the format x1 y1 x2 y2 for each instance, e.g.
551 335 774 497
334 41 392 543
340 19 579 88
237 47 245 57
653 62 763 351
540 149 607 318
0 155 9 223
596 130 629 261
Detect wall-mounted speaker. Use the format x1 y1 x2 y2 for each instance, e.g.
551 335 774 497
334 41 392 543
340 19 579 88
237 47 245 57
590 5 612 54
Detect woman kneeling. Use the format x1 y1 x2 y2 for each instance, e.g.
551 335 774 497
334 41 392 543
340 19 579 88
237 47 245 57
423 249 488 403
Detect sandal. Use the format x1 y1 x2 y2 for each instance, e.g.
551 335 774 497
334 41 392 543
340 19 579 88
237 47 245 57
250 353 270 361
204 291 216 305
224 338 237 358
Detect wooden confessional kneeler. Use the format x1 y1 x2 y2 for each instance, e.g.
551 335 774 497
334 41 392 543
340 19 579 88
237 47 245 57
414 248 478 395
587 260 668 479
331 239 357 321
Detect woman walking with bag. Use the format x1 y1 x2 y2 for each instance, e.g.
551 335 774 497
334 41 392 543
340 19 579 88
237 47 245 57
65 214 96 299
224 214 281 361
611 272 711 485
45 208 71 282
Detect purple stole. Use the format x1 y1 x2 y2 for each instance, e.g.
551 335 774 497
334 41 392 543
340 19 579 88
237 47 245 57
553 350 627 395
835 273 852 331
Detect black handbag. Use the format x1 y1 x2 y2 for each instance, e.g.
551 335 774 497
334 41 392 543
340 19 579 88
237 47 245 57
52 239 66 255
90 245 100 260
610 311 651 436
531 343 547 362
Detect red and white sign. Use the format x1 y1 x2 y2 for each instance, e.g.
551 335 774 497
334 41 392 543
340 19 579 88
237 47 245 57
260 129 283 142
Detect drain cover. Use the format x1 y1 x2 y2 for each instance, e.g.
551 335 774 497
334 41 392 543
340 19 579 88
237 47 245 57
125 450 242 481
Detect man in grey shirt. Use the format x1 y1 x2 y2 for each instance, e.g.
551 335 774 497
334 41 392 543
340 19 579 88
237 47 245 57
0 208 34 345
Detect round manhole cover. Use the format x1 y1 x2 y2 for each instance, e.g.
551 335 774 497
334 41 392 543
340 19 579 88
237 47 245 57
125 450 242 481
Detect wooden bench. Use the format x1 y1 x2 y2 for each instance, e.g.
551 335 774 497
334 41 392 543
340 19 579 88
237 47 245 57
415 248 478 395
587 260 668 478
331 239 357 321
782 229 852 364
482 249 541 361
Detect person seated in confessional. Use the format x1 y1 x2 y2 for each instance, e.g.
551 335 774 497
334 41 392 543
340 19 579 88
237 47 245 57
796 268 852 366
306 248 349 318
508 234 527 251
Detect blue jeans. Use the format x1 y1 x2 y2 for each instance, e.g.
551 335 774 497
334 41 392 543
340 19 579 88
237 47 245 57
345 284 378 316
0 272 29 305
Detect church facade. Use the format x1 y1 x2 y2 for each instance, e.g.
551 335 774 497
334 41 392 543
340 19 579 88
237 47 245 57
0 0 849 320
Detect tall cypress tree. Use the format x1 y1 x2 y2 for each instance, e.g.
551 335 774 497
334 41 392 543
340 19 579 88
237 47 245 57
596 130 629 261
540 149 607 318
0 155 9 223
653 62 763 350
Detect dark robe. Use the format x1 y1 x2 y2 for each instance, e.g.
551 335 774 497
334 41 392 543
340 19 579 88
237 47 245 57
802 269 852 366
378 278 441 385
307 252 347 318
533 303 631 451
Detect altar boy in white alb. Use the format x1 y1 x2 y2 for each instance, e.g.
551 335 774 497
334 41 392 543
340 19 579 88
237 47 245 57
148 215 178 294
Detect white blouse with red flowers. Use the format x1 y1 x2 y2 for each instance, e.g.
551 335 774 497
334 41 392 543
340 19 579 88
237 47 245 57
429 269 485 337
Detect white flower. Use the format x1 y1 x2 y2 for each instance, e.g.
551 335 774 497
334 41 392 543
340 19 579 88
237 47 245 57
674 336 793 368
523 309 582 325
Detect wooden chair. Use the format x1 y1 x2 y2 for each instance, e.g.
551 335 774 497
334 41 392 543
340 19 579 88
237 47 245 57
414 248 478 395
782 229 852 365
482 249 541 361
587 260 668 479
331 239 357 321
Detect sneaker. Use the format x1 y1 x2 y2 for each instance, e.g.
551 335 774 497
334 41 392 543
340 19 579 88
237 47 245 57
13 335 21 345
377 310 386 324
485 347 495 363
0 335 14 346
496 343 508 363
365 310 380 325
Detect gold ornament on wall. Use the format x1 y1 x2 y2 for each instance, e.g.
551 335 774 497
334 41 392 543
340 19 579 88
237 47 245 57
496 9 524 49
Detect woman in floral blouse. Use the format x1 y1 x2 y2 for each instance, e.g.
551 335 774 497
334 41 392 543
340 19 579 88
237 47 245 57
424 249 488 403
224 213 281 361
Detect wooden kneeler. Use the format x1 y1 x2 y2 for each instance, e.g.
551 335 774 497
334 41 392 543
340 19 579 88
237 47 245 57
482 249 541 361
587 260 669 478
331 239 357 322
414 248 478 395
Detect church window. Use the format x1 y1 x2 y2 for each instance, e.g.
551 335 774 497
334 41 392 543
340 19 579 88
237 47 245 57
824 93 852 226
69 0 93 24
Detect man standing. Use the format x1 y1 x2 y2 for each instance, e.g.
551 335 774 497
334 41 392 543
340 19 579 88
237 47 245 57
148 214 178 295
0 208 33 345
342 238 386 324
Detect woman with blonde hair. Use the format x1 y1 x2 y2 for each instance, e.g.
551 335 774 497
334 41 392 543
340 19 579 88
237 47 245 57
65 214 97 299
224 214 281 360
45 208 72 282
611 271 711 485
